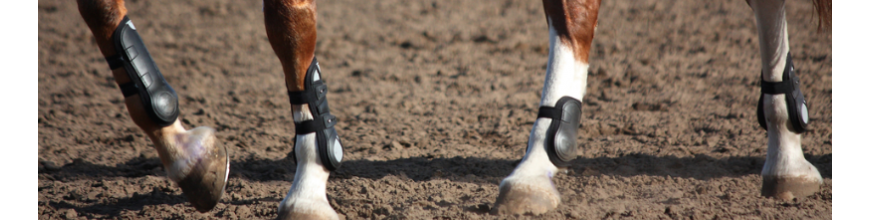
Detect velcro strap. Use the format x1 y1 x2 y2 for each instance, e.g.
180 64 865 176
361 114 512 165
760 54 795 95
294 114 336 134
287 91 314 104
287 84 327 104
294 120 323 134
537 106 558 119
105 55 124 70
760 80 790 94
118 82 138 97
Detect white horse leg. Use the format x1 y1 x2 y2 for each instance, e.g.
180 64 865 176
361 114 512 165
750 0 822 200
493 0 599 215
263 1 340 219
276 104 339 220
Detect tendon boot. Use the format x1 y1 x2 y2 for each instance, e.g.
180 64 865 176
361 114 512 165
104 16 229 212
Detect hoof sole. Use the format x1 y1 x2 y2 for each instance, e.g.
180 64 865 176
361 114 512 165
761 176 821 200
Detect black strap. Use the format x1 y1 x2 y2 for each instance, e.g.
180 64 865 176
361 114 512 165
759 54 794 94
760 80 790 94
287 91 313 105
294 120 322 134
537 106 558 119
118 82 138 97
287 83 327 105
293 114 336 134
105 55 124 70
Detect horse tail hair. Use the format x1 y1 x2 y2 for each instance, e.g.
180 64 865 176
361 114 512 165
812 0 832 31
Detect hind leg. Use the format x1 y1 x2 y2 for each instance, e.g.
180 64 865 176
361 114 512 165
493 0 600 215
75 0 229 212
749 0 822 200
263 0 342 219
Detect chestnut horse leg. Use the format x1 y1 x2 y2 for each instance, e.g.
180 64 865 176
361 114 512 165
749 0 822 200
493 0 600 215
75 0 229 212
263 0 340 219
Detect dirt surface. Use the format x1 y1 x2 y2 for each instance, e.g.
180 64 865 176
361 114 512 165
39 0 832 219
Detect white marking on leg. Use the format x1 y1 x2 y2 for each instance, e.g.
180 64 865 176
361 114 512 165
750 0 821 181
507 17 589 183
494 18 590 214
279 103 333 213
539 20 588 108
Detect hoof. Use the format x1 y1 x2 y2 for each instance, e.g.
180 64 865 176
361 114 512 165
174 127 230 212
760 155 822 200
276 199 339 220
761 175 821 200
492 175 560 215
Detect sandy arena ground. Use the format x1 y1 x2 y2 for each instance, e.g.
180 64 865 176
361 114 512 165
39 0 831 219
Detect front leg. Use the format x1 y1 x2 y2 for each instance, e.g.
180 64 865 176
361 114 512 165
493 0 600 215
76 0 229 212
264 0 344 219
749 0 823 200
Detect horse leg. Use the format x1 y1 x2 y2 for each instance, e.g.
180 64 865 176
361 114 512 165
493 0 600 215
263 0 341 219
75 0 229 212
749 0 822 200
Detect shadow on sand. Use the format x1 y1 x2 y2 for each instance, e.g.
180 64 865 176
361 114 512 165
40 151 833 216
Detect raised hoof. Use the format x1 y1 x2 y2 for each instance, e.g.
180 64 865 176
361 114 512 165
175 127 230 212
492 177 560 215
761 176 822 200
276 199 339 220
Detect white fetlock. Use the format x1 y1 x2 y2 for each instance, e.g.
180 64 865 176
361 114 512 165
493 119 562 215
277 131 338 220
759 94 822 200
